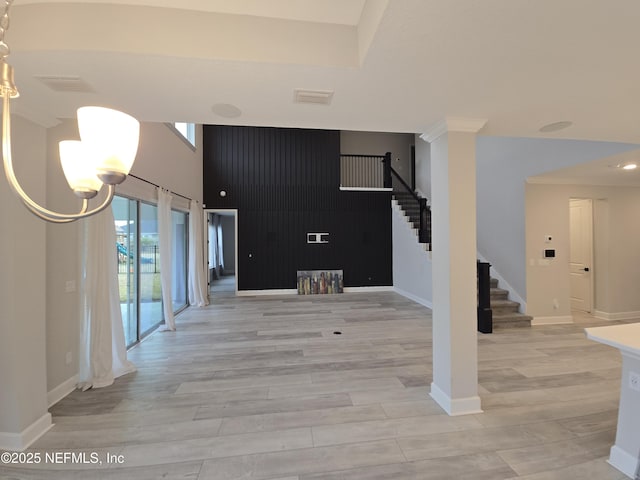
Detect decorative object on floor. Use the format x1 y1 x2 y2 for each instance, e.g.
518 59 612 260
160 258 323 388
297 270 343 295
0 0 139 223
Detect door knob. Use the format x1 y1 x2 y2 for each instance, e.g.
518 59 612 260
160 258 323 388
583 267 590 272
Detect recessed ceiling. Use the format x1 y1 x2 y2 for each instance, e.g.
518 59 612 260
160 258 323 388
7 0 640 152
529 149 640 187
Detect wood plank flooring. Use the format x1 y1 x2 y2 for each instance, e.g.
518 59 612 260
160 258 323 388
0 291 634 479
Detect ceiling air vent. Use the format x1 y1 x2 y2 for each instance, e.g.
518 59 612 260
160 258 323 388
293 89 334 105
34 75 95 93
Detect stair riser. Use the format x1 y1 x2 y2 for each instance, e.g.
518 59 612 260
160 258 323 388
493 320 531 328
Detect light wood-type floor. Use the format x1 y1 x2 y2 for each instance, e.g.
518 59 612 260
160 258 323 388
1 291 635 479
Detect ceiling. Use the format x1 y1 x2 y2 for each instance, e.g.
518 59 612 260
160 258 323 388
529 149 640 187
6 0 640 157
18 0 368 25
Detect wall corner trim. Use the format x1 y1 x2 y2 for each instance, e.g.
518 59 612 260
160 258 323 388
430 382 483 416
420 117 488 143
608 445 639 479
0 413 53 452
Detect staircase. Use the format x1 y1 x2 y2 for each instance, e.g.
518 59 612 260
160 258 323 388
395 190 531 330
393 192 422 230
393 191 430 247
490 277 532 328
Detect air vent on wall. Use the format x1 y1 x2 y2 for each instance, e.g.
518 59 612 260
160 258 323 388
293 88 334 105
34 75 95 93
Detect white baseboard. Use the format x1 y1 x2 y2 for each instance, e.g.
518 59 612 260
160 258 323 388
594 310 640 321
237 289 297 296
531 315 574 326
608 445 639 479
430 382 483 416
237 287 393 296
394 287 432 309
0 412 52 452
343 286 393 293
47 375 78 408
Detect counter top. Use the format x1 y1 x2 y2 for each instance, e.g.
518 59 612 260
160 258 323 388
585 322 640 359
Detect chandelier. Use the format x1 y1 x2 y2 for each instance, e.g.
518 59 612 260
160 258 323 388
0 0 139 223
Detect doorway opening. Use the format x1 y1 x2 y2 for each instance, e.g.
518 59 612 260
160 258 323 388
205 209 238 295
569 198 594 313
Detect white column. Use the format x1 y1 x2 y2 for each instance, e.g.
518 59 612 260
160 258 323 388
421 117 486 416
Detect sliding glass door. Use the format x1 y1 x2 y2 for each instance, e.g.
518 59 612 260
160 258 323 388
172 210 188 312
112 195 188 347
113 196 138 347
139 202 162 336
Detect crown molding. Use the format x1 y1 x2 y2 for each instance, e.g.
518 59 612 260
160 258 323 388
420 117 487 143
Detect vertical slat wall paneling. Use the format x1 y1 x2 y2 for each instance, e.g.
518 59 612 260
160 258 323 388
203 125 392 291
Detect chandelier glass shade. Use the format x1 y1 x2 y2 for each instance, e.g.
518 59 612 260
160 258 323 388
0 0 140 223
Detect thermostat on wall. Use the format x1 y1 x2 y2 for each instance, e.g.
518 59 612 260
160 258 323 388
543 249 555 258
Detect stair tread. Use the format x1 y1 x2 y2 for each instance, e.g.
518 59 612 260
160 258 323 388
492 313 533 320
491 299 520 307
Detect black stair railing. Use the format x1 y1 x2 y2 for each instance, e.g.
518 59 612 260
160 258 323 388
383 152 431 246
477 261 493 334
339 153 387 189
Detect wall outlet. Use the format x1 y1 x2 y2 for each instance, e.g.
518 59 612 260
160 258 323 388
552 298 559 310
629 371 640 391
65 351 72 365
65 280 76 293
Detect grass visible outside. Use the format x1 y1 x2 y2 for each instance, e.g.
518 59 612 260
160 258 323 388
118 272 162 302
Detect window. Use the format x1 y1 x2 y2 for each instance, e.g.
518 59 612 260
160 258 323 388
173 122 196 147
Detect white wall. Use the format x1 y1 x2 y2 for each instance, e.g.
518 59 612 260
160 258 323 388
526 182 640 319
44 120 203 400
128 123 203 203
340 130 414 186
392 201 432 308
0 115 50 446
45 120 84 395
477 137 638 302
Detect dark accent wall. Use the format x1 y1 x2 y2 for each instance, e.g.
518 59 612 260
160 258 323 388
203 125 392 291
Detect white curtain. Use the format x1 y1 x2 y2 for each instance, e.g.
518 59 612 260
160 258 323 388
78 208 136 390
209 214 219 278
217 221 225 271
157 187 176 331
188 200 209 306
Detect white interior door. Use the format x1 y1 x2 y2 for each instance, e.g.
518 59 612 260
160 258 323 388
569 199 593 312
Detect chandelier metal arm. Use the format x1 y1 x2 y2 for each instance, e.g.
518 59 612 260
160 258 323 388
2 94 116 223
